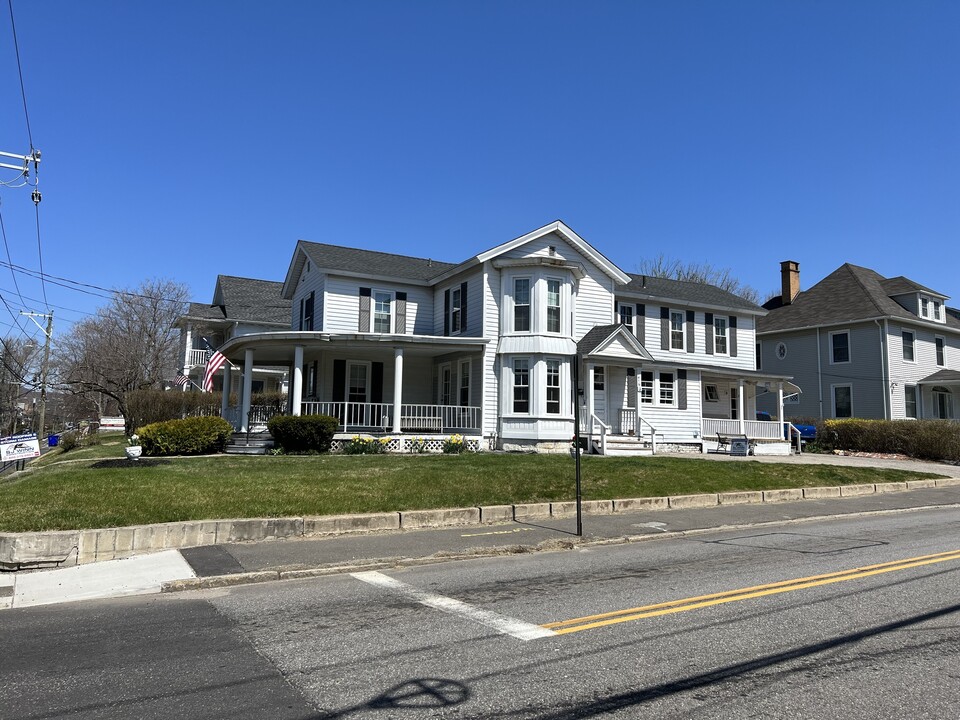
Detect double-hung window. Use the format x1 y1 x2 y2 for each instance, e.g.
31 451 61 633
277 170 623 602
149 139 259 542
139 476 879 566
934 301 942 321
594 366 605 391
459 360 471 406
905 386 918 419
659 372 675 405
830 331 850 364
902 330 915 362
373 291 392 333
640 371 654 404
514 279 531 332
545 359 561 414
714 316 728 355
513 358 530 413
619 303 633 328
936 336 946 366
440 364 452 405
921 297 929 318
450 287 462 334
670 311 684 350
833 384 853 418
546 279 561 334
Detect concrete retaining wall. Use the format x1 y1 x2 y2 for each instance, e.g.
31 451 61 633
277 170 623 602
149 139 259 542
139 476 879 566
2 477 951 568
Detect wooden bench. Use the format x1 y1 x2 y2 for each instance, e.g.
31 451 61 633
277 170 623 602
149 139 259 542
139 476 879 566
400 416 442 433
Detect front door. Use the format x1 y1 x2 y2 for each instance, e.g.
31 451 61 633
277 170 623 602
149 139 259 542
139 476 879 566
730 387 739 420
347 361 369 426
933 388 953 419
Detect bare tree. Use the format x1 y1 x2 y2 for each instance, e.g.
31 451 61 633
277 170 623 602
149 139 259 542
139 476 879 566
636 254 761 304
54 279 189 434
0 338 40 434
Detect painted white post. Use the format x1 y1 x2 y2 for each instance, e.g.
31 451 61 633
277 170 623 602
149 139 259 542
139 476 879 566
241 349 254 432
738 378 746 434
221 364 231 420
392 347 404 434
777 382 785 423
182 322 193 392
586 363 595 434
292 345 304 416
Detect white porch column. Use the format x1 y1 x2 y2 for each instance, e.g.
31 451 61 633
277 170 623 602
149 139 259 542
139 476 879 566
292 345 304 416
777 382 785 423
221 364 231 419
392 347 404 433
240 349 254 432
182 323 193 392
738 378 745 434
586 363 595 432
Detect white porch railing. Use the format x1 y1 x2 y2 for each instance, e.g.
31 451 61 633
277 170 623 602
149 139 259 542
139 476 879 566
299 402 481 434
186 348 209 367
702 418 785 440
619 408 637 435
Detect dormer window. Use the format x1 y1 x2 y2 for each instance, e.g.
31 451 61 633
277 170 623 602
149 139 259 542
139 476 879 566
934 301 942 320
919 294 945 323
921 297 929 317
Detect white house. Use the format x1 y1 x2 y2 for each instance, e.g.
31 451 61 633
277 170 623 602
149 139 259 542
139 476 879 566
757 261 960 420
213 222 796 453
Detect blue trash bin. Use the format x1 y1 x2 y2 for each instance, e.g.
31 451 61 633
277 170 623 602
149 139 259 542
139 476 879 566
48 434 59 447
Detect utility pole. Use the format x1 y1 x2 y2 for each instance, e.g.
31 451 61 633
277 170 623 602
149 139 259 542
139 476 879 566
22 311 53 442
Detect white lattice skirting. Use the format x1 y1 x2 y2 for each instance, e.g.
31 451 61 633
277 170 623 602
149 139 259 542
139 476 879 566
330 436 484 454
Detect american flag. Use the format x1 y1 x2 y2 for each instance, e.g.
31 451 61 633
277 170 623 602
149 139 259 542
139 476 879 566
174 372 189 388
202 342 228 392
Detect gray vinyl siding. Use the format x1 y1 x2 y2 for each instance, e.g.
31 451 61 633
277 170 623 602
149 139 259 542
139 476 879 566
291 268 325 330
434 270 484 337
887 321 960 419
634 304 758 372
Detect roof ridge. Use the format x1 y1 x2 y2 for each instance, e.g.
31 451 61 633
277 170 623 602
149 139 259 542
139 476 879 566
299 239 457 267
840 264 888 317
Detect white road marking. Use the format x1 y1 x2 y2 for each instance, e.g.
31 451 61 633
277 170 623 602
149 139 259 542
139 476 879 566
633 522 668 532
351 570 555 641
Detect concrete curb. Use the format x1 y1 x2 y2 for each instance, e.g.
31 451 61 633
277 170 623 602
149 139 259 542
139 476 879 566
4 477 959 569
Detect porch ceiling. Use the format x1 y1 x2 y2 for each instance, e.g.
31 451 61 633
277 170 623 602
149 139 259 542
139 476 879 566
219 331 488 365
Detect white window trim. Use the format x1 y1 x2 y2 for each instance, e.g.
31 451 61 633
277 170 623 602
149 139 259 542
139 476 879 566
511 277 533 334
704 384 720 403
658 370 677 407
669 310 685 352
545 357 562 415
372 288 395 334
618 303 634 331
546 277 563 335
639 370 654 405
594 365 605 391
901 329 916 363
935 335 946 367
450 286 462 336
438 362 453 406
511 357 531 415
831 383 854 418
904 384 919 419
713 315 729 356
346 360 372 404
829 329 851 365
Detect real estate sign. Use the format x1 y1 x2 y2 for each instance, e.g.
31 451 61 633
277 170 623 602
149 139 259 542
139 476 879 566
1 433 41 461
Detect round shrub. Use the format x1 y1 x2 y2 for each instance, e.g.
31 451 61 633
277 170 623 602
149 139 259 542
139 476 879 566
267 414 338 453
138 416 234 456
57 432 79 452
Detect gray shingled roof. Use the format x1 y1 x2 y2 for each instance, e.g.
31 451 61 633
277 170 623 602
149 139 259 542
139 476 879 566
758 264 960 334
622 274 763 313
216 276 290 325
299 241 457 282
918 369 960 384
181 302 226 323
577 324 626 355
880 276 944 298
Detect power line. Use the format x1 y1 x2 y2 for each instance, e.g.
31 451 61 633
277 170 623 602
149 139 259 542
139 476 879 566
0 203 26 307
0 258 186 302
33 201 47 307
8 0 35 150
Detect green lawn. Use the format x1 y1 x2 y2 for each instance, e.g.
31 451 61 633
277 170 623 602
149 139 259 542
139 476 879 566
0 450 943 532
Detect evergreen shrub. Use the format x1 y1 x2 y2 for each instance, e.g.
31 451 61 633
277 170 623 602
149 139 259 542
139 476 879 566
138 416 234 456
817 419 960 463
267 414 338 454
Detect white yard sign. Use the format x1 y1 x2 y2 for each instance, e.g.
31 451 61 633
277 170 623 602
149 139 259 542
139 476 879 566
1 433 41 461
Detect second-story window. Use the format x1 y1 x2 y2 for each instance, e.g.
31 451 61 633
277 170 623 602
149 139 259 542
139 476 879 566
714 316 728 355
902 330 915 362
921 297 929 317
514 278 531 332
934 301 942 320
619 304 633 329
374 291 392 333
546 279 561 333
936 336 945 366
831 331 850 364
670 311 684 350
450 287 462 334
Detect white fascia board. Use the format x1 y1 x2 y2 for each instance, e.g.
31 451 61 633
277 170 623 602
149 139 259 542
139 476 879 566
476 221 631 285
592 327 654 360
280 243 309 299
755 315 960 337
221 331 489 355
428 257 483 285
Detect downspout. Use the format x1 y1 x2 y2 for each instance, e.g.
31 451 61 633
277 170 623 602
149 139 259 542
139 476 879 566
816 330 823 419
876 319 889 420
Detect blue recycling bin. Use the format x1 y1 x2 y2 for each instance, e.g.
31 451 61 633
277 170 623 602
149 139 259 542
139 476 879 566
48 434 59 447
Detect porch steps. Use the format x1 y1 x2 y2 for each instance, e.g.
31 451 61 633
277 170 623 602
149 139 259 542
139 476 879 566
600 436 654 457
224 431 274 456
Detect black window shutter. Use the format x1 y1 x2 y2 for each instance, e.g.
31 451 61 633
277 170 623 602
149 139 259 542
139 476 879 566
460 281 468 334
299 298 304 331
636 304 645 342
686 310 695 353
444 289 450 336
306 292 315 331
705 313 714 356
395 291 407 334
677 369 688 410
333 359 346 402
660 306 669 351
729 316 738 357
359 287 371 332
371 362 384 404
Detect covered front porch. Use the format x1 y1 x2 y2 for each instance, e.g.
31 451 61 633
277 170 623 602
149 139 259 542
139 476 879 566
216 331 489 438
916 369 960 420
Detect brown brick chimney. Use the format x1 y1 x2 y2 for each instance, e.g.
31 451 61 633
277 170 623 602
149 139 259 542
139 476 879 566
780 260 800 305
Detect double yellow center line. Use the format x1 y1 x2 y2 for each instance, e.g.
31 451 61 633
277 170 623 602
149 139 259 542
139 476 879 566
544 548 960 635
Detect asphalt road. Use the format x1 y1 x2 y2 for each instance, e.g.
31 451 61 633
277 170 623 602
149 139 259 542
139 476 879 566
2 507 959 719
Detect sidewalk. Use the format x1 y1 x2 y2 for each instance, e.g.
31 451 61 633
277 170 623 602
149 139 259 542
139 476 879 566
4 453 960 609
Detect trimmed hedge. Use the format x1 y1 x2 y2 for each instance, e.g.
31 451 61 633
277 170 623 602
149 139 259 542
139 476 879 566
267 414 338 453
126 389 287 430
138 416 234 456
816 419 960 463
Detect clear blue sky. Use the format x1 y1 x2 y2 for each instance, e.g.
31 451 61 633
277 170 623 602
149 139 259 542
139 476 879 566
1 1 957 342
